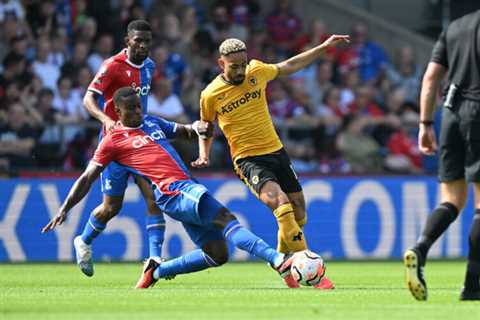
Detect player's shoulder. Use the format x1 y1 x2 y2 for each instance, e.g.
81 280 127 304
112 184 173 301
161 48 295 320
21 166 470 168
143 114 164 124
143 57 156 69
201 75 224 98
247 59 271 72
100 53 124 72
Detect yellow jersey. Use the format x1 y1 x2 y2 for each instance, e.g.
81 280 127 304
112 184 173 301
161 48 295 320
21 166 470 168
200 59 283 161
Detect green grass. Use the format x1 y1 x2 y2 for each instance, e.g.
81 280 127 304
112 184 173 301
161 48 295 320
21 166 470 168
0 261 479 320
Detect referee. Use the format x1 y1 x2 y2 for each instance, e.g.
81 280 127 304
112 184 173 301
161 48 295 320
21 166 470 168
404 10 480 301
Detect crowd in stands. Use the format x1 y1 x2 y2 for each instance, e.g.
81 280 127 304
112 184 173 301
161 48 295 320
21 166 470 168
0 0 438 176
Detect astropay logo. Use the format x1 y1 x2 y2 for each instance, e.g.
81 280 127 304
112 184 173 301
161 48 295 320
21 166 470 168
131 82 150 96
132 129 166 148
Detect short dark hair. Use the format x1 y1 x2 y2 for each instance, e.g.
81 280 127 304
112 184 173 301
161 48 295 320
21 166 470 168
127 20 152 34
113 87 137 107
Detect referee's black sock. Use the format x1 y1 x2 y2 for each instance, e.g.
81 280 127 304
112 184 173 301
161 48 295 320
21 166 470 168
414 202 459 263
464 209 480 291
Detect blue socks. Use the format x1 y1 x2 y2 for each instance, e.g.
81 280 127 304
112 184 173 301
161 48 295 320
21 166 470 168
153 249 217 279
80 214 106 245
152 219 282 280
223 220 282 267
146 215 166 258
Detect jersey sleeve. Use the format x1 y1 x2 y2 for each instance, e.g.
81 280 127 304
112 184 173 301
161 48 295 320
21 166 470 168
430 29 448 67
200 91 216 122
88 61 115 95
249 59 279 82
148 116 177 139
91 135 116 167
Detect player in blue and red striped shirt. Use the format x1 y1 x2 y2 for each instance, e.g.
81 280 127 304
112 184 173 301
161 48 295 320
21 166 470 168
42 87 294 288
76 20 164 277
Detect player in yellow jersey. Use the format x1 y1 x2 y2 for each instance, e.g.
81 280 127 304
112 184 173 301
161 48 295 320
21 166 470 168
192 35 349 289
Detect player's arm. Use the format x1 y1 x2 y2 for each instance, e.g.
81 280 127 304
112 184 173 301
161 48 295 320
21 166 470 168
83 90 116 132
192 128 214 168
175 121 214 140
276 35 350 77
418 62 447 155
41 163 104 233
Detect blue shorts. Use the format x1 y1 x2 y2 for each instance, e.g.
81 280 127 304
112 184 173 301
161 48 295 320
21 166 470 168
100 161 130 196
155 181 225 247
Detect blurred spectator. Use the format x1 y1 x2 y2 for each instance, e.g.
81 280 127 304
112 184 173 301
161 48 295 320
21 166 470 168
230 0 261 27
32 37 60 90
265 0 302 56
9 33 29 58
385 109 421 173
0 52 27 100
179 6 200 52
338 22 388 84
162 13 183 51
0 103 38 170
0 0 24 22
60 40 89 79
147 78 189 123
48 28 68 67
204 2 248 44
386 45 422 102
75 16 97 43
26 0 59 37
336 115 383 173
52 76 87 122
268 81 306 126
70 66 92 109
348 85 384 117
295 19 336 60
305 60 334 109
87 33 114 73
339 68 360 109
151 43 191 97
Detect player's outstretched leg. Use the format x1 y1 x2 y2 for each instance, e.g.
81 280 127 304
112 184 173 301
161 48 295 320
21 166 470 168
135 249 221 288
403 248 427 301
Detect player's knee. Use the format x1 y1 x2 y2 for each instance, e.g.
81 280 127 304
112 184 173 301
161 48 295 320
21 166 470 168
260 188 289 209
103 202 122 219
203 241 229 266
212 208 236 229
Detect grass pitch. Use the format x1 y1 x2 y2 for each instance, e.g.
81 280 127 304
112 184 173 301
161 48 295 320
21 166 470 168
1 261 479 320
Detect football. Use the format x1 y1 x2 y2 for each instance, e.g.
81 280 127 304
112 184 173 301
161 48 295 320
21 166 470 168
290 250 326 286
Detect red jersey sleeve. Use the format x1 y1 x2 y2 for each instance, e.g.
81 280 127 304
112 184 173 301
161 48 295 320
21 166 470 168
88 60 116 95
91 134 116 167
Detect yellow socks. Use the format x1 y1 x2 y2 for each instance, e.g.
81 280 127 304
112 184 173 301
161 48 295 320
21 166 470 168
273 203 307 252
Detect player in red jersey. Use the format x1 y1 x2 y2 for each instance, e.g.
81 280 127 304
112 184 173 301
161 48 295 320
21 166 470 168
73 20 164 277
42 87 295 288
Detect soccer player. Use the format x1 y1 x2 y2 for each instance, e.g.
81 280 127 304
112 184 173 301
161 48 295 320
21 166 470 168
75 20 164 277
42 87 294 288
192 35 349 289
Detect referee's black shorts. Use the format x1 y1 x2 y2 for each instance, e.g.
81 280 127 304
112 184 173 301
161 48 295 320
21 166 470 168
233 148 302 196
439 99 480 182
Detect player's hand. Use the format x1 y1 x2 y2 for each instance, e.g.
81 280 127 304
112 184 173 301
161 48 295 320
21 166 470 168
321 35 350 48
41 210 68 233
191 157 210 168
103 118 117 132
418 124 437 155
192 121 213 139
